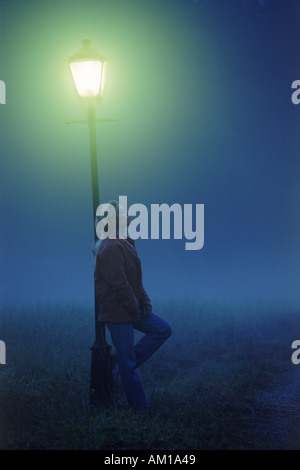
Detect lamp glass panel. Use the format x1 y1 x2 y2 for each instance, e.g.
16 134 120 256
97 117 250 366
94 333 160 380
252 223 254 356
70 60 102 97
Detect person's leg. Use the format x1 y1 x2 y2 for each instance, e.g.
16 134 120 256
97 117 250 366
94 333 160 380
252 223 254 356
133 313 172 369
106 321 147 409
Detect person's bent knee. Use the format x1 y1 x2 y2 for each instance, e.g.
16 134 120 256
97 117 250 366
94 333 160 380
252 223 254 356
166 323 172 338
162 321 172 339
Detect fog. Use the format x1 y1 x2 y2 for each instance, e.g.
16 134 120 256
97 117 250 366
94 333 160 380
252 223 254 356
0 0 299 307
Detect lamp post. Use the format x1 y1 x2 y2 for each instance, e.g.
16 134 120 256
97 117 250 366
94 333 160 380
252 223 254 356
68 39 117 407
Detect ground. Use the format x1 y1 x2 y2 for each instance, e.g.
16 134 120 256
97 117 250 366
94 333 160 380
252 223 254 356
0 301 299 450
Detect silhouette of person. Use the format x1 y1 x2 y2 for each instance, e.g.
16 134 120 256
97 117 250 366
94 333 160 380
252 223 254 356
94 200 172 410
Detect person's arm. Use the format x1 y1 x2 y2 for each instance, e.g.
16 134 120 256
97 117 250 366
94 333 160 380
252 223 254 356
140 286 152 317
140 286 151 307
97 244 140 321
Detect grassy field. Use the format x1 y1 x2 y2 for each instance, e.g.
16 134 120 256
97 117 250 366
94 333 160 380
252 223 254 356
0 300 299 450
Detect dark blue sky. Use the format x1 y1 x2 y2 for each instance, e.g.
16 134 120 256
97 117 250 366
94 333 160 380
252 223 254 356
0 0 299 306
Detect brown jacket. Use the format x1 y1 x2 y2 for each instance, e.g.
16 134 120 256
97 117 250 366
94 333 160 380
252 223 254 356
94 237 152 323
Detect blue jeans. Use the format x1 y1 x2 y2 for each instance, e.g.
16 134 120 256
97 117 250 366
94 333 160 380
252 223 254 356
106 313 172 409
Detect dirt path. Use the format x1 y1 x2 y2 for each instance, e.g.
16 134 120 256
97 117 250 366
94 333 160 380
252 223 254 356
253 366 300 449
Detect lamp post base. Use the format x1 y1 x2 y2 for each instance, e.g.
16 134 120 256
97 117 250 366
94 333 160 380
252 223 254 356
89 340 116 408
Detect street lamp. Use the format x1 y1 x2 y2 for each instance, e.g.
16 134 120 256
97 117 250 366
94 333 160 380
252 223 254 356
67 39 117 407
69 38 108 99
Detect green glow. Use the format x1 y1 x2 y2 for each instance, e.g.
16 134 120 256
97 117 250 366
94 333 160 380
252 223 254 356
0 0 216 197
100 61 108 97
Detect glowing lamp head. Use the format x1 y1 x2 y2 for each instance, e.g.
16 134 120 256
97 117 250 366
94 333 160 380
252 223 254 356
68 39 108 98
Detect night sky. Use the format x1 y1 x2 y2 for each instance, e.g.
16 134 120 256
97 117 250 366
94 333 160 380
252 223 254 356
0 0 299 307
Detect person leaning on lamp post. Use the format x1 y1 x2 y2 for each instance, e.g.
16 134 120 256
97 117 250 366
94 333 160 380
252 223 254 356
93 200 172 411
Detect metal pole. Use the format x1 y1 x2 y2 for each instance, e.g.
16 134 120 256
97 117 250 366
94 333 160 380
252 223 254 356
87 101 114 407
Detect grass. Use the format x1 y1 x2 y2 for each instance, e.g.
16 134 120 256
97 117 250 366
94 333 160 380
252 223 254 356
0 300 299 450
